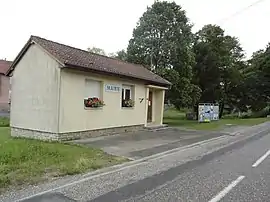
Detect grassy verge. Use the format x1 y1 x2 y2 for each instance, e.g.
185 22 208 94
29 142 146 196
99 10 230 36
163 109 269 131
0 117 9 127
0 127 127 192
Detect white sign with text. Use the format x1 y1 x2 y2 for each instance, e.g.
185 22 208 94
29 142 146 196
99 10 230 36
105 84 121 92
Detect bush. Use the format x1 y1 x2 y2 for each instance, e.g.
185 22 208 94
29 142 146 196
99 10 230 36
186 112 197 120
223 113 240 119
250 107 270 118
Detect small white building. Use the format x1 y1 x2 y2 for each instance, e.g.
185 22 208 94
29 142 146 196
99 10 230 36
6 36 171 141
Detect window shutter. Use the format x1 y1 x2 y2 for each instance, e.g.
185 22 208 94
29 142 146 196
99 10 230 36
85 79 101 98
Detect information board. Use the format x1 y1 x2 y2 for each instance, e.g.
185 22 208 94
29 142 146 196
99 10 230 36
198 103 219 123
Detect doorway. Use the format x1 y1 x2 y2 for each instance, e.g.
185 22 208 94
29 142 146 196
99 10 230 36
147 91 153 122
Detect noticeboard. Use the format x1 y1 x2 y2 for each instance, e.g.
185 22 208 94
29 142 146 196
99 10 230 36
198 103 219 123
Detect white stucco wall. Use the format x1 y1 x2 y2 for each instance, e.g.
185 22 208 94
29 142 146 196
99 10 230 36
10 44 60 133
59 69 148 133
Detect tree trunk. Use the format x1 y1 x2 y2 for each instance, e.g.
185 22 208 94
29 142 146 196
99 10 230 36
193 104 198 120
219 102 225 119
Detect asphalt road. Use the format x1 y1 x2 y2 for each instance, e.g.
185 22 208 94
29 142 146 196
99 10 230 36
1 124 270 202
90 128 270 202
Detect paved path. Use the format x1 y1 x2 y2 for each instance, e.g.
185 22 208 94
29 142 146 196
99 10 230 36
1 123 270 202
73 128 227 159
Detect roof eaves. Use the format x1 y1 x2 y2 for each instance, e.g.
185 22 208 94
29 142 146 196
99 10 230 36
32 39 65 68
6 38 33 76
63 63 171 87
6 36 65 76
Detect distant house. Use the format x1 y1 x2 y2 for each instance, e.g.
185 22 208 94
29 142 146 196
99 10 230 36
6 36 171 141
0 59 11 111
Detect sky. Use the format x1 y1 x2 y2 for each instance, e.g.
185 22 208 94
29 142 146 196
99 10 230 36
0 0 269 61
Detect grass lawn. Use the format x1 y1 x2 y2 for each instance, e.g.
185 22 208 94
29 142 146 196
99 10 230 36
0 127 127 192
163 109 269 131
0 117 9 127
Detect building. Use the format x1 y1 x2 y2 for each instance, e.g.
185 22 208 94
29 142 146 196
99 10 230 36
6 36 171 141
0 59 11 111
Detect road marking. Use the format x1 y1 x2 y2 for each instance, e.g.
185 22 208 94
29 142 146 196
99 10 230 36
252 149 270 167
208 175 245 202
15 127 270 202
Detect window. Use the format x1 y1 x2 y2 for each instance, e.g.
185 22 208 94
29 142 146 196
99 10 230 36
85 79 101 98
122 85 134 108
84 79 104 108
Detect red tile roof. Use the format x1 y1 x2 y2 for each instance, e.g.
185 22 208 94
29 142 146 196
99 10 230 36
8 36 171 86
0 60 11 75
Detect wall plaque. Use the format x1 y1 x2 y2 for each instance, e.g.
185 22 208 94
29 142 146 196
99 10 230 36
105 84 121 92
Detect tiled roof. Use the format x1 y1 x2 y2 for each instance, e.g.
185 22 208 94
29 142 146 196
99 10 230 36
0 60 11 75
29 36 171 86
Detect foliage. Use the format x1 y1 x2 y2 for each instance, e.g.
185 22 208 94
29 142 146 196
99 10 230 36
163 108 269 131
84 97 105 108
122 99 135 108
87 46 106 56
126 1 201 109
0 117 9 127
0 128 127 192
87 46 128 62
193 24 245 117
86 1 270 116
114 50 128 61
156 68 201 109
244 44 270 111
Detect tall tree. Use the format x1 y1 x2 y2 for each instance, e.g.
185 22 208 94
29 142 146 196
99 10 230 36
193 24 245 117
126 1 201 109
245 43 270 111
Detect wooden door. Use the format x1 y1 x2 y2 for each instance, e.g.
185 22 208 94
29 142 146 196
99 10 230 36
147 91 153 122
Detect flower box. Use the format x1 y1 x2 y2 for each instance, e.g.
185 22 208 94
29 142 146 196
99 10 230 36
84 97 105 108
122 99 135 108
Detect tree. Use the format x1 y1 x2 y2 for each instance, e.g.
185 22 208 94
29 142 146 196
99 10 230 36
245 43 270 111
108 50 128 61
193 24 245 118
114 50 128 61
87 47 106 56
126 1 201 109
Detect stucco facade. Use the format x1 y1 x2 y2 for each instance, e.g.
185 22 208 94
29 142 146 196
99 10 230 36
10 44 60 134
8 36 169 141
59 69 150 133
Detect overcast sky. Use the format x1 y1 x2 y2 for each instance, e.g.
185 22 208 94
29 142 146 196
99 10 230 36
0 0 269 61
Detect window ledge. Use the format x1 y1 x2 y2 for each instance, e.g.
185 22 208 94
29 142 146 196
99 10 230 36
84 107 103 110
121 107 135 110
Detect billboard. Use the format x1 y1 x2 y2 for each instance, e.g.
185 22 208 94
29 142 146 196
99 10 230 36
198 103 219 123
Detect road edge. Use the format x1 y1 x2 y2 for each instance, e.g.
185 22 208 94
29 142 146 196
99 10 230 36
1 126 269 202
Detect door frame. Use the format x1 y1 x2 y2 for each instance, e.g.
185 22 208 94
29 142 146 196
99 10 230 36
145 85 168 126
147 90 153 123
